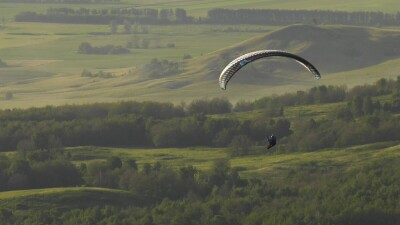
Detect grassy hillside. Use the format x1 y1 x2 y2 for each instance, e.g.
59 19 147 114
1 24 400 108
196 25 400 77
0 187 136 211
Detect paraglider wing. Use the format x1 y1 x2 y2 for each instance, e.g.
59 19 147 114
219 50 321 90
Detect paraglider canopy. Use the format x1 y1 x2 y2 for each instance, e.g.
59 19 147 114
219 50 321 90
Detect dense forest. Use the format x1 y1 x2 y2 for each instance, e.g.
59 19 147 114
14 7 400 26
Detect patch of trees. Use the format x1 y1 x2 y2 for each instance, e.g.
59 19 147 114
0 138 82 191
111 20 150 34
14 7 400 27
283 77 400 151
142 58 181 78
81 69 115 78
78 42 130 55
15 7 193 25
206 8 400 26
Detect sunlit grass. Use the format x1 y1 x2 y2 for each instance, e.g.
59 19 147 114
66 141 400 178
0 187 128 200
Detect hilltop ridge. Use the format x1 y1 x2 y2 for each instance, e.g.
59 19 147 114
197 24 400 80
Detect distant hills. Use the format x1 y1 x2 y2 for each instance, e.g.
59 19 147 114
192 25 400 82
3 24 400 107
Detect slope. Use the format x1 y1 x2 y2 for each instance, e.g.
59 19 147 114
2 24 400 107
0 187 137 210
191 24 400 81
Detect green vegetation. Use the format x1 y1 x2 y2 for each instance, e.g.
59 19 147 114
78 42 130 55
0 77 399 152
81 69 115 78
0 143 399 224
0 79 399 224
1 1 400 223
1 23 400 107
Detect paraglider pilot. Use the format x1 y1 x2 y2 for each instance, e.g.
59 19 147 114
267 134 276 149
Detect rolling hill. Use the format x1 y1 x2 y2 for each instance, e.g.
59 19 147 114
162 24 400 99
2 24 400 107
0 187 136 207
189 24 400 82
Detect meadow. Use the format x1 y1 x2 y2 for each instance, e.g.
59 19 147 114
0 0 400 108
65 141 400 179
2 22 400 108
0 21 276 108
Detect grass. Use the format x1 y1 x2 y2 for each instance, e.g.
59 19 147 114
0 187 137 214
68 146 228 170
65 141 400 179
0 9 400 108
0 22 268 108
0 186 128 200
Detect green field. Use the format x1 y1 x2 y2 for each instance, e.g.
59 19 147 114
0 22 276 108
66 141 400 178
1 22 400 108
0 0 399 108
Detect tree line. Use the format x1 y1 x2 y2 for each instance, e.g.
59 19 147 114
207 8 400 26
78 42 130 55
1 77 400 152
0 105 291 151
15 7 192 24
14 7 400 26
